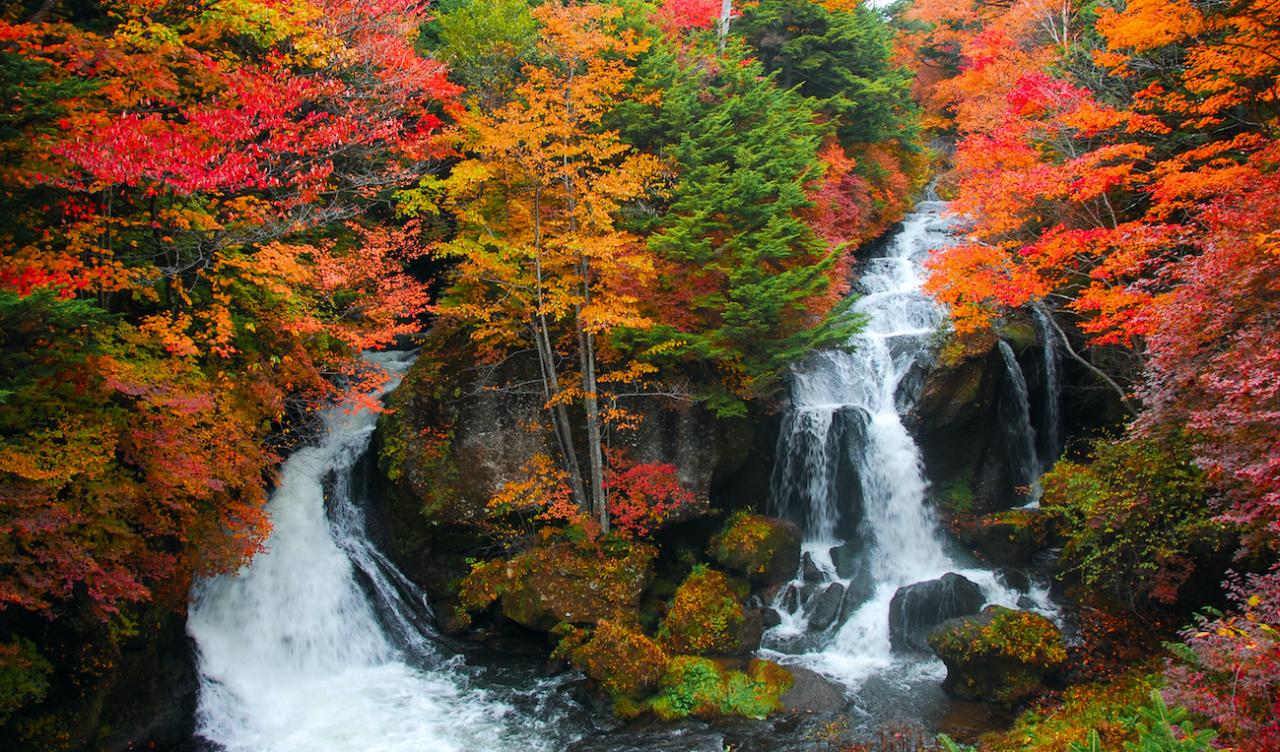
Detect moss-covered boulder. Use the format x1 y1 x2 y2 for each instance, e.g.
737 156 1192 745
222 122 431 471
708 512 802 586
928 606 1066 705
458 542 656 631
649 656 793 721
556 620 669 701
658 566 759 655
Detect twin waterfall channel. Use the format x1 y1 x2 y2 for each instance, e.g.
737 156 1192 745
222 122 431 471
185 199 1062 751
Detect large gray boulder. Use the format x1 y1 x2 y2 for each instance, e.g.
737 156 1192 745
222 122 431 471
888 573 985 652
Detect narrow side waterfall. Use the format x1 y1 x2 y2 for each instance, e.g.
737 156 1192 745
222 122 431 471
764 200 1045 690
998 340 1043 506
187 351 576 752
1034 306 1062 463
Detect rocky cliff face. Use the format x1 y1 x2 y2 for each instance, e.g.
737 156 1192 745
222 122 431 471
907 322 1126 517
907 330 1020 515
370 329 773 605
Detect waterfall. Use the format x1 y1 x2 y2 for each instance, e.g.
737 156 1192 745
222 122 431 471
1033 306 1062 463
763 199 1042 689
997 340 1043 506
187 351 575 752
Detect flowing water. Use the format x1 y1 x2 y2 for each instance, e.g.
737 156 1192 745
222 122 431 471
184 202 1063 751
186 351 588 752
1034 307 1063 464
998 340 1043 506
764 199 1054 692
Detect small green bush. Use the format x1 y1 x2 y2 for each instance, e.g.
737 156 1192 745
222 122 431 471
1042 433 1223 607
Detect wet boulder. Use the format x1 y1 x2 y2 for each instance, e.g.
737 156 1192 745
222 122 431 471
928 606 1066 706
779 666 847 714
888 573 985 652
995 567 1031 594
707 512 802 586
805 583 846 633
829 540 861 579
801 552 824 583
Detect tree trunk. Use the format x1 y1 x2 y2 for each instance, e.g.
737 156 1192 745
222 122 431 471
531 186 589 511
718 0 733 52
576 319 608 532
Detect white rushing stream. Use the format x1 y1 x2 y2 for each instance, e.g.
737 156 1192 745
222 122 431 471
187 351 571 752
764 199 1054 688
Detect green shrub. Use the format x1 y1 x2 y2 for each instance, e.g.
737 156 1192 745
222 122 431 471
1042 433 1224 607
0 638 51 723
649 656 792 720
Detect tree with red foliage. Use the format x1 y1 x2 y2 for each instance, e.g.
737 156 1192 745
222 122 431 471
0 0 457 623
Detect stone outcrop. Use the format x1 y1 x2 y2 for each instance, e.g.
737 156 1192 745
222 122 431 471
459 542 656 632
954 508 1049 566
927 606 1066 706
378 330 758 533
888 573 985 652
707 513 802 587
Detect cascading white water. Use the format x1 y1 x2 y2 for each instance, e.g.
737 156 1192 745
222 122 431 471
998 340 1043 506
765 200 1045 688
1033 307 1062 463
187 351 573 752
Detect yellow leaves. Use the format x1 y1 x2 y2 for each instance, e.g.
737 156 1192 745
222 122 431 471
139 313 199 358
0 421 117 486
393 175 448 218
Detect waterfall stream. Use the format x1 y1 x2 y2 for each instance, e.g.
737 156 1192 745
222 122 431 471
1034 307 1063 464
998 340 1043 506
183 203 1064 750
764 199 1054 691
186 351 583 752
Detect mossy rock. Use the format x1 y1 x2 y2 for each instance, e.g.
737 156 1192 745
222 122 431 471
457 542 656 632
557 620 668 701
708 512 801 586
928 606 1066 706
658 566 756 656
956 508 1048 565
650 656 792 721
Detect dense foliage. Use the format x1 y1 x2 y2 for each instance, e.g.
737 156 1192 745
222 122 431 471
7 0 1278 746
1043 433 1224 608
905 0 1280 748
0 0 454 620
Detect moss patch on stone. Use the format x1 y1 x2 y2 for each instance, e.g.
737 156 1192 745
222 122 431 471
929 606 1066 706
658 566 747 655
649 656 793 721
456 541 656 631
707 512 801 585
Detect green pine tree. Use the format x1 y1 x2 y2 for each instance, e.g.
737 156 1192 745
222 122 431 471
616 42 862 414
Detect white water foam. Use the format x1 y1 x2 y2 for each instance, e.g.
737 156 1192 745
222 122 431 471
187 351 569 752
765 201 1056 689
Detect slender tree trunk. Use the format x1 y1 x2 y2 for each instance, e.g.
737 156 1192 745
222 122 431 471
718 0 733 52
558 65 609 531
576 314 608 532
531 186 589 511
